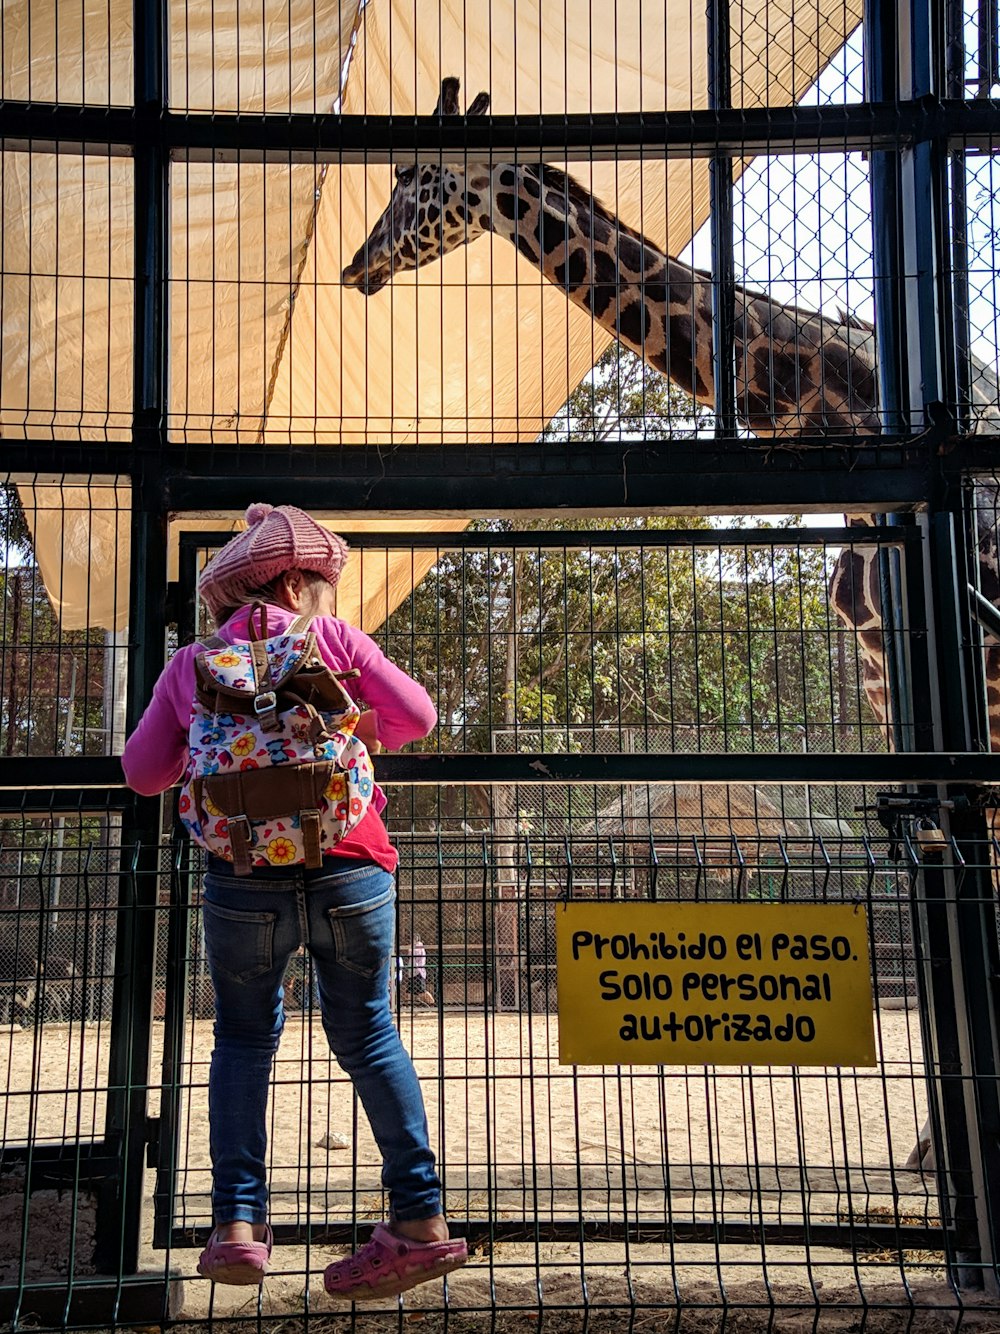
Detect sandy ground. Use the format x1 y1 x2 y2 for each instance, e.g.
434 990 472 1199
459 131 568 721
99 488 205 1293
5 1009 991 1328
164 1006 934 1228
1 1007 935 1219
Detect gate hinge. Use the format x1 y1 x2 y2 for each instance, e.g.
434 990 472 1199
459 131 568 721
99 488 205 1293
145 1115 161 1167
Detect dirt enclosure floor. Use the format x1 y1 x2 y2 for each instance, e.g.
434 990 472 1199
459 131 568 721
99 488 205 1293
6 1009 1000 1329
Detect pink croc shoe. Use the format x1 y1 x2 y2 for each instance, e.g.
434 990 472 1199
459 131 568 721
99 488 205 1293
323 1223 467 1301
197 1225 273 1285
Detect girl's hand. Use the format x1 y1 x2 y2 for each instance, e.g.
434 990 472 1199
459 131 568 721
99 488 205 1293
356 710 382 754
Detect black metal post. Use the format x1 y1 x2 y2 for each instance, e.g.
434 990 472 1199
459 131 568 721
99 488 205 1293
95 0 170 1280
909 825 987 1288
151 549 200 1248
864 0 912 765
946 0 974 434
864 0 907 438
151 841 194 1248
867 0 1000 1294
904 499 1000 1295
707 0 737 438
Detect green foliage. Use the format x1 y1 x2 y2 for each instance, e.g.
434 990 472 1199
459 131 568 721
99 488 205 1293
541 343 706 442
0 520 107 759
0 484 31 559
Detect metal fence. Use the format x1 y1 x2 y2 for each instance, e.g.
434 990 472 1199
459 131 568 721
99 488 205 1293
1 816 998 1329
1 0 1000 1327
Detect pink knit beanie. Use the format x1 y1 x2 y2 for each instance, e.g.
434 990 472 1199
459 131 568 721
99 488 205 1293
198 503 350 620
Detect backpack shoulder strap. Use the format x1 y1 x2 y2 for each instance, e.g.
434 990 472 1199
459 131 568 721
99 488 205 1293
286 614 313 635
247 601 269 643
200 634 227 652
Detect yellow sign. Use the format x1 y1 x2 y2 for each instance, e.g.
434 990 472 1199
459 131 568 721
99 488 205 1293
556 902 876 1067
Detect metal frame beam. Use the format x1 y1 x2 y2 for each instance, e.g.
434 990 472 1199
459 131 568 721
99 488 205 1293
1 441 941 515
0 100 997 160
177 525 915 553
1 752 997 790
162 449 934 514
93 0 170 1279
170 1216 955 1253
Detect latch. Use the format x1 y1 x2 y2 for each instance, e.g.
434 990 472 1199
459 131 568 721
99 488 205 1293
855 792 964 861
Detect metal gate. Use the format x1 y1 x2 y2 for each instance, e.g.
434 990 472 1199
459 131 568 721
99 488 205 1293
145 522 1000 1297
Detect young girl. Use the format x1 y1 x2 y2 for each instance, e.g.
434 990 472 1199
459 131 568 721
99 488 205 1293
122 503 467 1298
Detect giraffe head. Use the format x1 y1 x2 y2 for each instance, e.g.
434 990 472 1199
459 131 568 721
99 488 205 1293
342 77 491 295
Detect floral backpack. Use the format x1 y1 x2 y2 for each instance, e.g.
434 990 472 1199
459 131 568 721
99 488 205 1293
178 603 374 875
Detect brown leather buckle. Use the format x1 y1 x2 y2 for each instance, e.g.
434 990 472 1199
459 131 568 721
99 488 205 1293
227 815 254 877
300 809 323 869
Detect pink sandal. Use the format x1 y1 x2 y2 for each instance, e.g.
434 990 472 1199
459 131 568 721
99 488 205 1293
323 1223 467 1301
197 1225 273 1285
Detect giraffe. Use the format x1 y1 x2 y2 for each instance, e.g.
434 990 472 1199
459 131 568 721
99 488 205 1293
343 78 1000 1170
342 77 1000 752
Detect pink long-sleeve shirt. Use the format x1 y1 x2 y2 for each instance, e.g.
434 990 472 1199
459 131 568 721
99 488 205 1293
122 604 437 872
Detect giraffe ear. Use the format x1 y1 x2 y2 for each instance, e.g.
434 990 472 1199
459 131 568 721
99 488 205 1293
467 92 490 116
435 77 461 116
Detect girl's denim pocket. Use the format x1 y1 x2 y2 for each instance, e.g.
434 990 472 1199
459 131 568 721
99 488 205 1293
325 883 396 978
202 898 278 984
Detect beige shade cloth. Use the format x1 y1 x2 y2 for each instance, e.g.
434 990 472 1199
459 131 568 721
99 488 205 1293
264 0 861 447
0 0 356 108
21 491 465 634
177 514 471 634
3 0 861 629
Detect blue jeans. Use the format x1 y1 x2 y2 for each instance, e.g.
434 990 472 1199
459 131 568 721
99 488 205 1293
201 857 441 1226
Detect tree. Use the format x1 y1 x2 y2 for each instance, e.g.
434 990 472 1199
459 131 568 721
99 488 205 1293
0 486 113 1005
0 558 107 758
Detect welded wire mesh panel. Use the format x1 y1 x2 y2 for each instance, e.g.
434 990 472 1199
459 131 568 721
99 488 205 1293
0 813 120 1112
957 146 1000 430
367 526 900 754
0 812 122 1292
0 817 168 1300
0 0 131 104
0 153 133 442
0 0 993 465
177 519 906 762
1 0 354 109
155 821 969 1324
163 146 896 452
338 0 859 115
167 0 354 113
154 5 885 456
0 482 130 756
167 161 327 448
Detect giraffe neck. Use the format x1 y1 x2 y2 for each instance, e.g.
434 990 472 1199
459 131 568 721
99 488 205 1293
473 163 999 758
482 163 880 437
